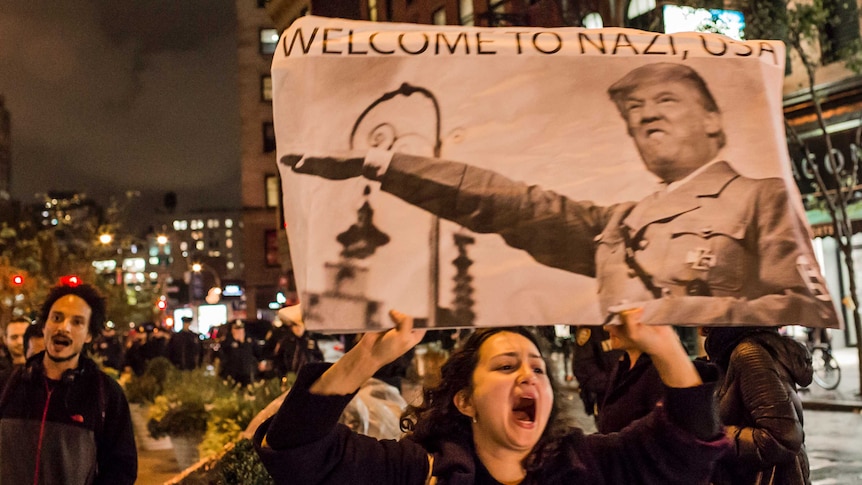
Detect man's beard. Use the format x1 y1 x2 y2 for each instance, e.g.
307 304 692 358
45 348 80 363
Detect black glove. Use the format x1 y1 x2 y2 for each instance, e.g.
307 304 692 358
280 154 364 180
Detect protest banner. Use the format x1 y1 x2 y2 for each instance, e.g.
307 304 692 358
272 16 840 332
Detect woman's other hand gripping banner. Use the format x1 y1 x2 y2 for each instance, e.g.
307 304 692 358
271 16 841 332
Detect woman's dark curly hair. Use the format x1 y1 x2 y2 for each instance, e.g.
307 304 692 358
401 327 565 460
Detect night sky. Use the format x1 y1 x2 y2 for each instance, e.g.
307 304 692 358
0 1 242 219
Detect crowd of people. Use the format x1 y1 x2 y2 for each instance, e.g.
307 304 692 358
0 281 825 484
81 306 329 387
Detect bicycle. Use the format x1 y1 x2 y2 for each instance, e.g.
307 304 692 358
809 342 841 390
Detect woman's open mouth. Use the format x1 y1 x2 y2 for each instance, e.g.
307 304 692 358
512 396 536 423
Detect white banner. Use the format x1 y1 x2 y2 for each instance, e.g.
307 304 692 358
273 16 840 332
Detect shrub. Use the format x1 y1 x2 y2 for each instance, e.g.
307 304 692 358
123 357 174 404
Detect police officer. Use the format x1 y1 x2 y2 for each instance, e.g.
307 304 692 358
571 326 622 417
283 62 838 328
217 320 259 386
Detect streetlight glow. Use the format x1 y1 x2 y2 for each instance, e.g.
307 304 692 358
191 263 203 273
99 233 113 245
157 234 168 245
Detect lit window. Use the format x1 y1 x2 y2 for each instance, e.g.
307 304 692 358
266 174 280 208
226 229 233 237
368 0 377 21
225 219 233 228
261 75 272 101
433 7 446 25
627 0 655 19
227 261 235 270
196 240 205 250
207 219 220 229
260 28 279 55
582 12 603 28
149 256 159 265
180 241 188 251
460 0 474 25
226 238 233 249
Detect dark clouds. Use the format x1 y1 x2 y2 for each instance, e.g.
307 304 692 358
0 1 241 215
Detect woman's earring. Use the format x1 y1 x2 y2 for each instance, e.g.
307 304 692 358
472 416 477 424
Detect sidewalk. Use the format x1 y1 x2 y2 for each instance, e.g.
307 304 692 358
137 447 181 485
799 346 862 412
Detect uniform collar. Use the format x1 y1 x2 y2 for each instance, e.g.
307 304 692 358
623 161 740 234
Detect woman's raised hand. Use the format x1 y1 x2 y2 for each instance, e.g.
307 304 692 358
608 308 702 388
310 310 426 396
355 310 427 370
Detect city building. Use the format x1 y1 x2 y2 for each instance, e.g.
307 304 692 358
235 0 295 320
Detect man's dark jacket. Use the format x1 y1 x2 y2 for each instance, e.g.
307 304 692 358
0 353 137 484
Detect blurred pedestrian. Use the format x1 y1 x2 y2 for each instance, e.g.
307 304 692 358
703 326 812 485
260 316 290 379
0 283 136 484
167 316 202 370
123 327 148 376
2 317 31 367
571 325 622 417
23 321 45 359
141 323 170 363
596 324 664 433
218 320 259 386
273 304 323 378
92 325 125 371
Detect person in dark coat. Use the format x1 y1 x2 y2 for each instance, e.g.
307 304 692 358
596 331 664 433
167 317 202 370
273 304 323 377
123 328 148 376
571 326 622 417
254 308 729 484
92 326 125 371
141 324 170 365
218 320 259 387
0 283 137 484
704 326 813 485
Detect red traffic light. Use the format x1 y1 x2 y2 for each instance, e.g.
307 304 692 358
11 275 24 286
59 275 81 287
